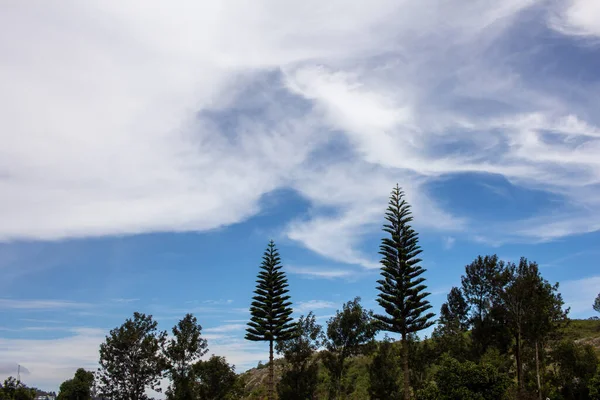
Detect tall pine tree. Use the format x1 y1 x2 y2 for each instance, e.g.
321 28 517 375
246 240 295 400
374 185 434 400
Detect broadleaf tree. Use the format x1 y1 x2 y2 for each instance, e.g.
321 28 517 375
97 312 167 400
164 313 208 400
322 297 377 400
594 292 600 314
275 312 325 400
245 240 295 400
57 368 95 400
374 185 435 400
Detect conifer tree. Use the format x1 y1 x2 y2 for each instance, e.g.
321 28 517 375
246 240 295 400
374 185 435 400
594 292 600 314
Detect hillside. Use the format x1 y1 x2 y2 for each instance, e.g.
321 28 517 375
237 318 600 399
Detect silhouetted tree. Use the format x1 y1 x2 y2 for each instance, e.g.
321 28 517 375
461 255 511 356
520 261 569 400
97 312 167 400
594 293 600 314
195 356 240 400
245 240 295 400
164 313 208 400
439 287 470 331
276 312 325 400
500 258 568 396
57 368 95 400
369 338 402 400
374 185 434 400
0 377 36 400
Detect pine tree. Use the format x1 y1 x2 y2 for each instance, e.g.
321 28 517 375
374 185 435 400
594 292 600 314
246 240 295 400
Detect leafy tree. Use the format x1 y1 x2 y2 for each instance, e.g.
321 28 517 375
57 368 95 400
520 262 569 400
323 297 377 399
369 338 402 400
549 340 598 400
415 355 511 400
439 287 470 331
276 312 325 400
374 185 434 400
461 255 511 356
245 240 295 400
594 293 600 314
433 287 472 362
0 377 36 400
164 313 209 400
97 312 167 400
499 258 568 396
195 355 239 400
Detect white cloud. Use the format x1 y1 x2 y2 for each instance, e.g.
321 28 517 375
1 1 599 263
550 0 600 37
443 237 456 250
295 300 338 313
286 266 359 279
0 299 90 310
559 275 600 316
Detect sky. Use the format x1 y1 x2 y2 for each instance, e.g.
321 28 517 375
1 0 600 393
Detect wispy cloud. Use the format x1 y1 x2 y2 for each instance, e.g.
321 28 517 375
0 299 90 310
286 266 359 280
295 300 338 313
442 237 456 250
111 298 140 304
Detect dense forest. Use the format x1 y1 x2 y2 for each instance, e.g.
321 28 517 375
2 186 600 400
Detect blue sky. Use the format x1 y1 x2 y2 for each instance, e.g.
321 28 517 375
2 0 600 393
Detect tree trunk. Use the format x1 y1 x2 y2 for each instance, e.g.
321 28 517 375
402 334 410 400
269 339 275 400
535 340 542 400
516 327 523 392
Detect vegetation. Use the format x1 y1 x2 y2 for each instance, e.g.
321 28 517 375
164 313 209 400
57 368 95 400
275 312 324 400
374 185 434 399
245 240 295 400
322 297 377 399
0 377 36 400
24 185 600 400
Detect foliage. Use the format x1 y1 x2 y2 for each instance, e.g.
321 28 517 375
595 293 600 315
439 287 470 331
461 254 511 356
0 378 36 400
195 355 240 400
549 340 598 400
369 338 402 400
276 312 325 400
589 368 600 400
246 240 295 400
416 355 511 400
374 184 434 400
97 312 167 400
322 297 377 399
164 313 209 400
57 368 95 400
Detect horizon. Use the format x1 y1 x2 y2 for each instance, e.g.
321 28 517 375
1 0 600 395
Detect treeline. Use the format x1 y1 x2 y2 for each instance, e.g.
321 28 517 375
43 185 600 399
